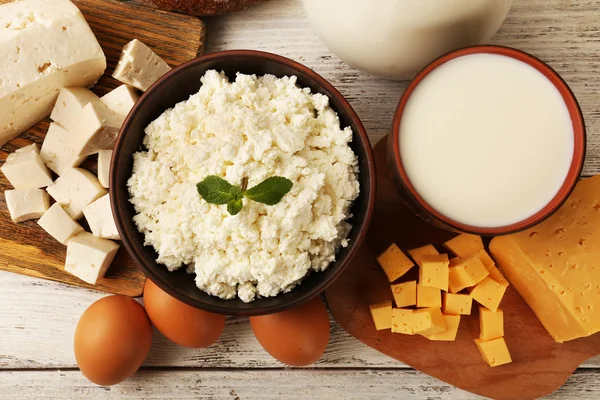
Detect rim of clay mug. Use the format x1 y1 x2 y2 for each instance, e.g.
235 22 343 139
391 45 586 236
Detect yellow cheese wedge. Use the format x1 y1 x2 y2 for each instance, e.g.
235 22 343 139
408 244 439 266
369 300 392 330
419 254 449 291
442 292 473 315
472 249 509 287
391 280 417 308
444 234 484 257
474 337 512 367
412 307 446 336
377 243 415 282
489 175 600 342
423 314 461 341
416 284 441 308
479 306 504 340
391 308 415 334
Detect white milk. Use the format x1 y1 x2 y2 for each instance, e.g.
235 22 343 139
399 53 574 228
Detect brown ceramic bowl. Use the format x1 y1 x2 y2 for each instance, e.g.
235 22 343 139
388 45 586 236
110 50 376 316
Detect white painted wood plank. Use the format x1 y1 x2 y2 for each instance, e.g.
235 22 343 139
1 369 600 399
206 0 600 176
1 271 599 370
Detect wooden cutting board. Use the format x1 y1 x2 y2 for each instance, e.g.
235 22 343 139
325 136 600 400
0 0 206 296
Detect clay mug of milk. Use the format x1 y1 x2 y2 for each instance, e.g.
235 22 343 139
301 0 514 80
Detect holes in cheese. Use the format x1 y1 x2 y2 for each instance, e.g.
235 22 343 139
479 307 504 341
391 280 416 308
442 292 473 315
474 337 512 367
419 253 449 291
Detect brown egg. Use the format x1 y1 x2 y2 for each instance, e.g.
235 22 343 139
250 297 330 366
74 295 152 386
143 279 226 348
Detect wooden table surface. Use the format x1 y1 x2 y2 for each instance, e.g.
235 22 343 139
2 0 600 398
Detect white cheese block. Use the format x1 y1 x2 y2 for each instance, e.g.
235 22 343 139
38 203 84 244
50 87 100 133
83 194 120 240
65 231 120 285
1 144 54 189
40 123 87 176
0 0 106 146
97 149 112 188
5 188 50 223
101 85 139 119
46 168 107 219
112 39 171 92
71 101 124 157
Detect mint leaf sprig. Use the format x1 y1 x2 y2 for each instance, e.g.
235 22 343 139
197 175 293 216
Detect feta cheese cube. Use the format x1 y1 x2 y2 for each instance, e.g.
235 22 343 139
4 188 50 222
65 232 120 285
113 39 171 92
101 85 139 119
50 87 100 133
40 123 87 176
38 203 84 245
71 102 124 157
46 168 107 219
1 144 53 189
97 150 112 188
83 194 120 240
0 0 106 145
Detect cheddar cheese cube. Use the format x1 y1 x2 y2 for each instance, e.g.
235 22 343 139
412 307 446 336
391 280 417 308
473 249 509 287
444 234 484 257
449 257 462 267
474 337 512 367
470 277 507 312
448 255 489 293
423 314 461 341
391 308 415 334
377 243 414 282
442 292 472 315
408 244 439 266
479 306 504 340
419 254 449 291
369 300 392 330
416 284 441 308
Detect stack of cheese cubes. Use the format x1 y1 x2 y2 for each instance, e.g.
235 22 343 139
369 233 512 367
1 39 171 286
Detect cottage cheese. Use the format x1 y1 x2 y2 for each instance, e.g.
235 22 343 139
128 70 360 302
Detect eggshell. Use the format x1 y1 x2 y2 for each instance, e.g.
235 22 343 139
143 279 226 348
74 295 152 386
250 297 330 366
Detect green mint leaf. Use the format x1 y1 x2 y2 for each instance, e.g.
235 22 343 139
244 176 293 206
197 175 237 204
227 199 243 215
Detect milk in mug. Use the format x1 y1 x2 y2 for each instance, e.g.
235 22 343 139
399 53 575 228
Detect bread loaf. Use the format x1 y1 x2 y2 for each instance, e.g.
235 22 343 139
136 0 268 16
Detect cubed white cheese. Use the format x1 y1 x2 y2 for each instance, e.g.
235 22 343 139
50 87 99 133
97 149 112 188
0 0 106 145
46 168 106 219
40 123 87 176
101 85 139 119
1 144 54 189
71 101 124 157
112 39 171 92
65 231 120 285
83 194 120 240
38 203 84 245
5 188 50 222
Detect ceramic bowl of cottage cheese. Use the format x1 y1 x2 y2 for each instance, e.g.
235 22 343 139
111 50 376 316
